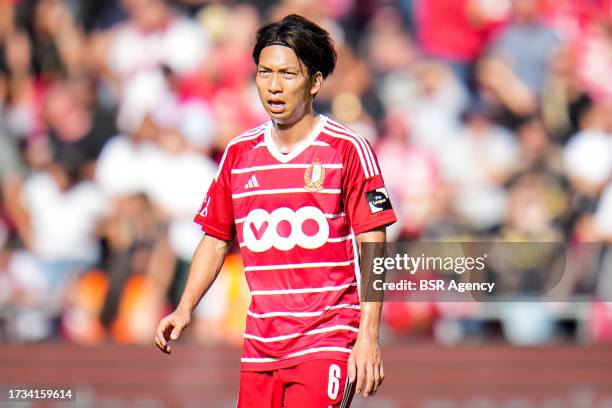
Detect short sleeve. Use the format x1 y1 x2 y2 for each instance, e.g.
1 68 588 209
193 147 235 241
342 140 397 235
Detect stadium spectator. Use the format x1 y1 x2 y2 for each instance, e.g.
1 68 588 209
376 111 440 239
17 150 107 285
440 101 519 231
107 0 209 80
414 0 508 82
488 0 560 94
595 183 612 241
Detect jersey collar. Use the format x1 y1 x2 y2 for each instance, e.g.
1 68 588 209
264 115 327 163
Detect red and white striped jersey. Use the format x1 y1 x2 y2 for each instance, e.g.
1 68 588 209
194 115 397 371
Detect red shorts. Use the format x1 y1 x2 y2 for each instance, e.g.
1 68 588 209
237 359 355 408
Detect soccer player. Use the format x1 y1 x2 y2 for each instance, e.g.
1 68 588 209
155 14 397 408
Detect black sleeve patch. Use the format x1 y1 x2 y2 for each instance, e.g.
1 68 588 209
365 188 392 214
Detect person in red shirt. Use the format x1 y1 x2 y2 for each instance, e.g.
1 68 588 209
155 14 397 408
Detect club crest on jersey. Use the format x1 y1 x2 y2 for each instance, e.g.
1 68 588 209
304 159 326 192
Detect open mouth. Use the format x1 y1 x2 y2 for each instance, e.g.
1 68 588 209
268 99 286 112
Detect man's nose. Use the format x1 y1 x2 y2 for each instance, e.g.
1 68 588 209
269 73 282 93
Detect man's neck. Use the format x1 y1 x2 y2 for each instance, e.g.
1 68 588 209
271 112 320 154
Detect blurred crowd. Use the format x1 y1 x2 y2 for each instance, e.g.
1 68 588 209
0 0 611 347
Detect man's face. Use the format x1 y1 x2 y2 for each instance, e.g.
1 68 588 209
121 0 168 32
512 0 539 22
255 45 320 125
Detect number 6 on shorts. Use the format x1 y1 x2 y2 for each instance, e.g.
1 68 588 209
327 363 341 400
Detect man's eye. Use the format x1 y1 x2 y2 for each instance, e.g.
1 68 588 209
282 72 297 78
258 70 271 75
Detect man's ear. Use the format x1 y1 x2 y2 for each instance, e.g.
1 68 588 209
310 71 323 96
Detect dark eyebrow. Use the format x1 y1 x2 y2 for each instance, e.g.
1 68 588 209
257 64 301 72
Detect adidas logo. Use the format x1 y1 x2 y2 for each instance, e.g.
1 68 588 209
244 174 259 189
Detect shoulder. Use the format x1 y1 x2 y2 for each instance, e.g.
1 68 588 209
216 122 268 173
225 122 268 154
98 135 132 160
22 172 55 203
320 117 379 178
24 172 52 191
73 182 109 212
320 117 372 151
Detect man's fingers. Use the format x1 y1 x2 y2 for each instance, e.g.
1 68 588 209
363 363 375 397
155 311 191 355
348 355 357 384
154 335 171 354
372 362 382 395
355 360 366 394
170 325 182 340
155 318 176 354
156 320 169 347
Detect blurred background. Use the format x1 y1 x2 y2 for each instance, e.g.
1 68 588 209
0 0 612 406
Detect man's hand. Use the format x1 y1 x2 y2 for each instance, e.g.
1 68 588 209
351 228 387 398
155 308 191 354
347 335 384 397
154 235 229 355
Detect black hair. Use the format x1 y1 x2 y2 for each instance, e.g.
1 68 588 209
253 14 336 79
53 145 86 185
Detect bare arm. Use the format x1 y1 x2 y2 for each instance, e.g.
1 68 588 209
478 57 538 116
155 234 230 354
348 227 386 397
